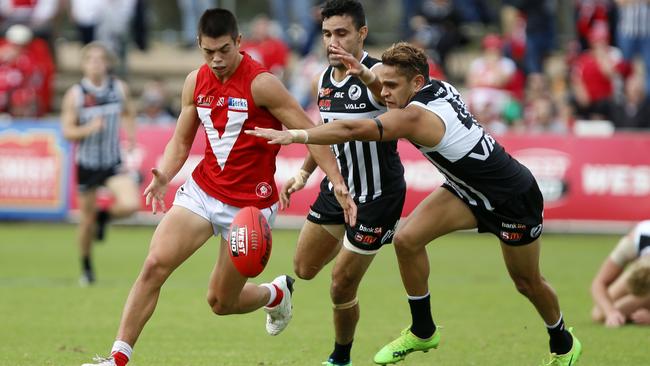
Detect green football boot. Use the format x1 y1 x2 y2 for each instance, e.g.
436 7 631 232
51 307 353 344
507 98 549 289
542 327 582 366
373 328 440 365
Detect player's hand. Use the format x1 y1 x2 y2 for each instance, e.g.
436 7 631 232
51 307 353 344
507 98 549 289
630 308 650 325
143 168 169 214
604 309 626 327
332 182 356 226
280 169 311 210
328 44 364 77
245 127 294 145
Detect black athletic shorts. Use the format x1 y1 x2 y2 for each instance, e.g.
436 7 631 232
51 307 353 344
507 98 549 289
307 188 406 253
77 164 120 192
442 181 544 246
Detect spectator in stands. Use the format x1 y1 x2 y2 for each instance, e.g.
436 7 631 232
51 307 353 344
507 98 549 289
267 0 314 51
505 0 557 75
524 96 569 134
177 0 214 48
465 34 517 134
240 15 290 81
411 0 467 72
0 0 59 56
0 24 53 118
611 75 650 129
591 220 650 327
136 79 176 125
575 0 618 51
60 42 140 286
70 0 136 75
615 0 650 96
570 22 624 121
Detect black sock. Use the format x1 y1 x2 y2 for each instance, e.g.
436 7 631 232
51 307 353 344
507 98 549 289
328 341 352 365
547 315 573 355
408 294 436 339
82 256 92 272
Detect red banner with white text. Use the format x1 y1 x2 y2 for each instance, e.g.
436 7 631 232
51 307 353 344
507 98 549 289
68 126 650 224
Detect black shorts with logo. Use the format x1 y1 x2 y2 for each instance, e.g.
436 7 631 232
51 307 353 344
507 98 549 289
307 188 406 252
442 180 544 246
77 164 121 192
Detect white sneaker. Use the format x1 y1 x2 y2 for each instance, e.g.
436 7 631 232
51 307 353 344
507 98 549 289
81 355 116 366
264 275 295 335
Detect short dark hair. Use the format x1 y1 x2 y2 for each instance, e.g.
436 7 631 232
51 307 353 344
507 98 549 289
321 0 366 30
198 8 239 41
381 42 430 81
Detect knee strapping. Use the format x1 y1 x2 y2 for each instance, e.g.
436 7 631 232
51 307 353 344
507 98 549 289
333 297 358 310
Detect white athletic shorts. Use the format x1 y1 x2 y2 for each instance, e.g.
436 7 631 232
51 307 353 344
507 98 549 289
173 176 278 238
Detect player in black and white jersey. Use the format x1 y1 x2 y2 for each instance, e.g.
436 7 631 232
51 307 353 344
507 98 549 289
61 42 140 286
279 1 406 365
591 220 650 327
248 42 582 366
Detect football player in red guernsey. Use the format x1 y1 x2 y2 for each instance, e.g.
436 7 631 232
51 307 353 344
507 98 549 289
81 8 354 366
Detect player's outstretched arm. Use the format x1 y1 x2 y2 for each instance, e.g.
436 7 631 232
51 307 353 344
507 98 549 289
251 72 357 225
143 70 201 214
246 106 422 145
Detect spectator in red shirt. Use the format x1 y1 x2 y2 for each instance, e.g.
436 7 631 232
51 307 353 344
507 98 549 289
240 15 290 81
570 22 623 121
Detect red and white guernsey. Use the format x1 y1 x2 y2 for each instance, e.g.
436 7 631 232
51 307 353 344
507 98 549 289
191 52 282 209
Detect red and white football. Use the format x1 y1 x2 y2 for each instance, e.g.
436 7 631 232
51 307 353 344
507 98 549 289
228 206 272 277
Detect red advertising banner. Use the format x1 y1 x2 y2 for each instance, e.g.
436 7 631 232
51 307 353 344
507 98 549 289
68 125 650 225
0 123 70 219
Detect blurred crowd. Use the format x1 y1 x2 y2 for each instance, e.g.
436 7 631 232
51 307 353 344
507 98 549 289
1 0 649 134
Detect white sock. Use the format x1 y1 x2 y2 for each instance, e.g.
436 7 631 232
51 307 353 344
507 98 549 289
261 283 277 307
111 340 133 359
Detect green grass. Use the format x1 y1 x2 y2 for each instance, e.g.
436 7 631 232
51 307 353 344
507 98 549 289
0 222 646 365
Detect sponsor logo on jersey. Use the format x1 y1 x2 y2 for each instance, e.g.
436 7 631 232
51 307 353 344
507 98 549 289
344 103 366 110
319 87 332 98
501 222 526 229
228 97 248 111
255 182 272 198
530 224 543 238
354 233 377 245
500 231 523 241
319 99 331 111
334 91 345 98
83 94 97 107
216 97 225 107
348 84 362 100
308 209 321 219
197 94 214 107
358 224 381 234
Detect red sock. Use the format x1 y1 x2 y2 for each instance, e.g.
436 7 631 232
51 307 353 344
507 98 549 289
112 351 129 366
267 284 284 307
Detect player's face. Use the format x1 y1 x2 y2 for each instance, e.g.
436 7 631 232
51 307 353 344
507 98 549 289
82 47 109 79
378 65 420 110
199 34 242 79
322 15 367 67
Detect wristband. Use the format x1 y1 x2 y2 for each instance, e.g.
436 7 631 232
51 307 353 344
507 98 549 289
294 169 312 186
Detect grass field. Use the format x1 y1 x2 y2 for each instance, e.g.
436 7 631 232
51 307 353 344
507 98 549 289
0 222 647 366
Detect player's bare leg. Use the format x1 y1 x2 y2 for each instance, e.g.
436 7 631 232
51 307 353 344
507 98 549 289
116 206 213 345
394 189 476 297
500 240 562 324
206 236 272 314
105 174 140 219
294 221 343 280
501 238 581 364
326 247 374 365
77 189 98 285
374 189 475 365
